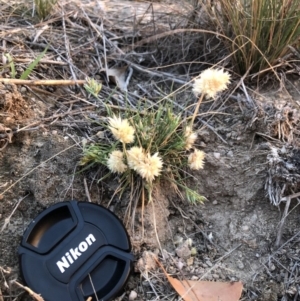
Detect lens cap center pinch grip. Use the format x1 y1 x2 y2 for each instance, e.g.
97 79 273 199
18 201 134 301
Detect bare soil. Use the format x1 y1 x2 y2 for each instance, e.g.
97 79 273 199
1 1 300 301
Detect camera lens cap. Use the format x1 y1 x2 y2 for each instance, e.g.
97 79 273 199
18 201 134 301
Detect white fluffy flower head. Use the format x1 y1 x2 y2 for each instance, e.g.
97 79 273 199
107 150 127 174
193 69 231 99
108 115 135 144
184 126 197 150
136 152 163 182
127 146 146 170
127 147 163 182
188 149 205 170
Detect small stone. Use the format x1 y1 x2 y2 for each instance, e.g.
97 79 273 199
162 249 170 260
176 242 191 259
212 273 220 279
187 257 194 266
96 131 104 139
213 152 221 159
227 150 233 157
177 261 184 270
236 260 244 269
186 225 193 231
129 290 137 300
177 226 184 233
174 235 183 246
191 276 198 281
212 200 218 205
206 260 213 267
269 264 276 271
242 225 249 231
20 86 27 93
199 130 210 143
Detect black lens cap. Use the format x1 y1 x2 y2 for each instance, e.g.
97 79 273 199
18 201 134 301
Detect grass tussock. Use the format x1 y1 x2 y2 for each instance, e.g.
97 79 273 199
80 103 206 206
205 0 300 74
34 0 57 19
80 67 231 223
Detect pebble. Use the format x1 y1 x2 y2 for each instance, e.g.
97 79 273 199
242 225 249 231
20 86 27 93
129 291 137 300
212 200 218 205
227 150 233 157
176 242 191 259
162 249 170 260
269 264 276 271
177 261 184 270
187 257 194 266
213 152 221 159
206 260 213 267
236 260 244 269
177 226 184 233
173 235 183 246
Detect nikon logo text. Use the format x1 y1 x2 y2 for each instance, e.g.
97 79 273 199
56 234 96 273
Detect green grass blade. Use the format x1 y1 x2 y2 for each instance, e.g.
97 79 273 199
20 46 48 80
5 53 16 78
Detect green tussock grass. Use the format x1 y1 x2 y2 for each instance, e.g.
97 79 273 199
205 0 300 74
34 0 57 19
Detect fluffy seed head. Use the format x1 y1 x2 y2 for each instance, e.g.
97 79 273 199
193 69 231 99
136 152 163 182
127 146 146 170
107 150 127 174
188 149 205 170
184 126 197 150
108 115 135 144
127 147 163 182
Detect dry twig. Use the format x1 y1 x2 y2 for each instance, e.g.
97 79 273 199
0 78 86 85
13 281 44 301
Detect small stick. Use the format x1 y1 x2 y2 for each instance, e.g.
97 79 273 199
281 191 300 201
1 194 29 232
0 78 86 85
14 58 67 66
275 196 291 247
13 281 44 301
84 178 92 203
0 287 4 301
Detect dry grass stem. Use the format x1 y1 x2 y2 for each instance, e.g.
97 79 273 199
13 281 44 301
0 79 86 85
